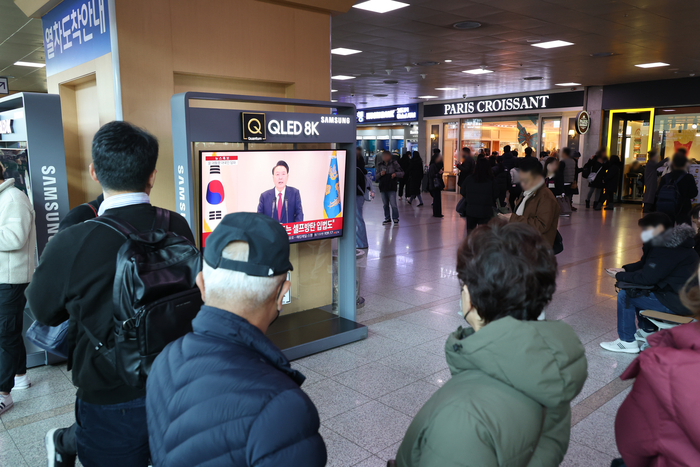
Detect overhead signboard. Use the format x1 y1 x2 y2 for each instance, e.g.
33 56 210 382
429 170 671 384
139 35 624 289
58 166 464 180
424 91 584 118
575 110 591 134
357 104 418 124
0 77 8 95
41 0 111 77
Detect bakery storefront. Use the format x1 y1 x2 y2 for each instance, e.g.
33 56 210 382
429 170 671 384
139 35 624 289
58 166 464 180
424 91 585 190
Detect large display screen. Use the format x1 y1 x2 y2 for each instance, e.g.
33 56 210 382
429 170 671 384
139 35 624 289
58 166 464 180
199 150 347 246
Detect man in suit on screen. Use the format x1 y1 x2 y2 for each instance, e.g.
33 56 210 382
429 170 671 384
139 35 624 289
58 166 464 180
257 160 304 223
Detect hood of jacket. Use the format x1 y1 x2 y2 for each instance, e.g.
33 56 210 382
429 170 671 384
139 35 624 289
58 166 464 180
445 316 587 408
0 178 15 195
650 223 696 249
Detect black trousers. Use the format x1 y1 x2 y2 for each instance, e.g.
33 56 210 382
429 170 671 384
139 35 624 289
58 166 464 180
604 187 616 207
0 283 28 393
466 216 491 230
398 179 406 197
431 189 442 216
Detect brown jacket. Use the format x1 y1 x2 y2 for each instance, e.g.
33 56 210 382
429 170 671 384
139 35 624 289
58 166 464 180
509 185 560 246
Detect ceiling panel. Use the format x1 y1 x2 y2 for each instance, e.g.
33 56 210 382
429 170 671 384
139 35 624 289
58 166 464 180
0 0 46 93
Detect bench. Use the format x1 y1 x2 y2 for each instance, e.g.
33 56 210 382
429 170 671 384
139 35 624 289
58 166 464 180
640 310 695 330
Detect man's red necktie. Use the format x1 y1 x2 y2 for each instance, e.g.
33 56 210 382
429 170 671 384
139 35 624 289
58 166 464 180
277 193 283 221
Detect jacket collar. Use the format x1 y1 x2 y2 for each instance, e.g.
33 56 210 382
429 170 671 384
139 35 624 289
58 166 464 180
0 178 15 194
191 305 305 386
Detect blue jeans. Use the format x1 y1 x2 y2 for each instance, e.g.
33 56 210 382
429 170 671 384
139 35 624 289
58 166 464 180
76 396 149 467
356 195 368 248
409 192 423 204
381 191 399 221
616 290 671 342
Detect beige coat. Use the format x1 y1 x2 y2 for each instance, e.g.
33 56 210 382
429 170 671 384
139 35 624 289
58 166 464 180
0 178 36 284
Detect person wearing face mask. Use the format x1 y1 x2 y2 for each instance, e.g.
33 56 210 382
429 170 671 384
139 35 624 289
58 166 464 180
601 212 698 354
146 213 326 467
393 222 587 467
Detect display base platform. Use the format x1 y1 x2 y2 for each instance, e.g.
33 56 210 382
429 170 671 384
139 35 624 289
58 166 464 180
267 308 367 361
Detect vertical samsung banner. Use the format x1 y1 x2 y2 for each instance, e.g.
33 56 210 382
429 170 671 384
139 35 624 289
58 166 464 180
41 0 111 77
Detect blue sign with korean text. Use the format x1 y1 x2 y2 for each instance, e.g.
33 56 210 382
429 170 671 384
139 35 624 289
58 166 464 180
41 0 110 77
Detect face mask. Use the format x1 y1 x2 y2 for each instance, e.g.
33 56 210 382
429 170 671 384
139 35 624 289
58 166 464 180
640 229 656 243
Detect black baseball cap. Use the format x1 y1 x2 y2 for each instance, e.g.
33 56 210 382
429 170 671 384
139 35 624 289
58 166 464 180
203 212 293 277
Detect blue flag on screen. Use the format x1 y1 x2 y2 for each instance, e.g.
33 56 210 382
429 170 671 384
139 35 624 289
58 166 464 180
323 152 342 218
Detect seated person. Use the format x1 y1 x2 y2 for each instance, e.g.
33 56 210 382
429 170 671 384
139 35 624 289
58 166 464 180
601 212 698 354
614 268 700 466
146 212 326 467
394 221 587 467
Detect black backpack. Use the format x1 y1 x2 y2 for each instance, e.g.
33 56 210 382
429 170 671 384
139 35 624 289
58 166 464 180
83 208 202 388
656 173 686 219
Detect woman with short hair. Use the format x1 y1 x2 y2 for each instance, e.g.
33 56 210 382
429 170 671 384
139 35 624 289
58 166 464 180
394 221 587 467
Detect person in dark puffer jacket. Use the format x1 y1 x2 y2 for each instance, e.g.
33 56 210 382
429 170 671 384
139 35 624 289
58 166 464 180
146 213 326 467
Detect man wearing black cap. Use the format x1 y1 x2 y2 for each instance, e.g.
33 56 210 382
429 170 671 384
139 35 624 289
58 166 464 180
257 160 304 223
146 212 326 467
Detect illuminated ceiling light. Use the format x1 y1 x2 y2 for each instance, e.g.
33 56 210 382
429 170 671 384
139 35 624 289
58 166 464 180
353 0 409 13
331 89 338 93
331 99 338 103
662 109 675 112
435 87 457 91
418 95 439 99
635 62 670 68
444 60 452 63
14 61 45 67
555 82 581 86
531 40 574 49
331 75 356 80
331 48 362 55
463 68 493 75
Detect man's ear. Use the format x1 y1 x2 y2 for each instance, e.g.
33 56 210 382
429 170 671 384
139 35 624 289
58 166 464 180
89 163 99 183
145 169 157 194
276 280 291 310
195 271 205 302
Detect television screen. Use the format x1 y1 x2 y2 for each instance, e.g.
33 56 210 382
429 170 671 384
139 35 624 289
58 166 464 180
199 149 347 246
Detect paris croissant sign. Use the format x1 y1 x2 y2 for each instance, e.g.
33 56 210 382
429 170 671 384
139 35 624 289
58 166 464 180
0 77 8 95
423 91 585 118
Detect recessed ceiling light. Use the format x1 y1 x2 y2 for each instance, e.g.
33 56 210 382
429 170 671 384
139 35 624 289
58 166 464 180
374 94 388 97
331 75 355 80
555 82 581 86
444 60 452 63
463 68 493 75
383 79 399 84
331 89 338 93
353 0 409 13
635 62 670 68
452 21 482 30
418 95 439 99
359 102 368 104
331 99 338 103
414 61 440 67
590 52 615 58
523 76 543 80
435 87 457 91
531 40 574 49
331 48 362 56
662 109 675 112
14 61 45 68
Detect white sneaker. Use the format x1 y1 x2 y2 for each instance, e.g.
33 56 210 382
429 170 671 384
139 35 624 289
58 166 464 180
0 394 13 415
600 339 640 354
634 329 654 344
14 374 31 390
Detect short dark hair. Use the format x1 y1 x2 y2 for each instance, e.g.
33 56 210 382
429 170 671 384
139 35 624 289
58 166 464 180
92 121 158 192
544 157 558 172
672 153 688 169
474 158 494 182
638 212 673 230
524 147 533 157
520 156 545 176
462 147 471 154
272 160 289 174
433 148 441 155
503 145 511 153
457 221 557 322
562 147 572 157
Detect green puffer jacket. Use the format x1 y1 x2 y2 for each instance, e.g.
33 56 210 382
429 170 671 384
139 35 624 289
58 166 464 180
396 317 587 467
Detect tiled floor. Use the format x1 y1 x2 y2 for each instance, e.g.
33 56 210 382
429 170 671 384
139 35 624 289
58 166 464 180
2 191 645 466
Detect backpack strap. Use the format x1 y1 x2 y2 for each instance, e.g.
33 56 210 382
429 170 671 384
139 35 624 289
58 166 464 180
87 216 139 239
153 207 170 231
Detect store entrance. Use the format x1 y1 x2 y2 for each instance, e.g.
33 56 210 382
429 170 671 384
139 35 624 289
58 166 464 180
608 110 653 203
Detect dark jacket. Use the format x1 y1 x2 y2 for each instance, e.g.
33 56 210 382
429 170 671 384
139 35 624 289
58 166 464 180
257 187 304 223
57 194 103 231
460 175 498 219
399 154 411 175
643 159 665 203
396 317 587 467
656 170 699 225
583 158 605 188
617 224 698 315
616 323 700 467
427 162 444 192
502 152 517 171
456 156 475 187
604 162 621 192
146 306 326 467
509 185 561 246
493 164 511 201
407 155 424 197
356 157 368 197
376 159 404 192
26 204 195 405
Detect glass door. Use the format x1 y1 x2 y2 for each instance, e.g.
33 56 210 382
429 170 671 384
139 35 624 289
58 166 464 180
607 110 653 203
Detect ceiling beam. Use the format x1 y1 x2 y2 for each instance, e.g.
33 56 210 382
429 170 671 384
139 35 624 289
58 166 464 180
13 0 63 18
256 0 355 15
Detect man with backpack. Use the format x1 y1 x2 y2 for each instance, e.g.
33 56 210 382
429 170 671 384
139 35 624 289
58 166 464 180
27 121 196 467
655 153 698 225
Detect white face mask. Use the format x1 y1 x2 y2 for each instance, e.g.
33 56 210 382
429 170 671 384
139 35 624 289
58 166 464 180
640 229 656 243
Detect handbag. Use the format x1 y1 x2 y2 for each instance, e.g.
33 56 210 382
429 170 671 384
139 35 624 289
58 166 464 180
588 168 600 184
25 320 69 359
556 195 572 215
